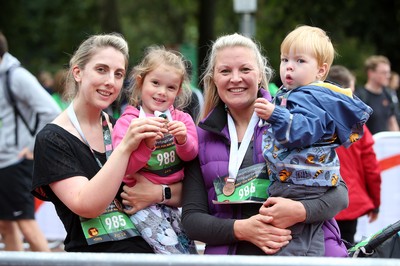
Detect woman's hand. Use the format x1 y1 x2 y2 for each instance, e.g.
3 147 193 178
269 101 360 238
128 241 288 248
120 173 161 215
234 214 292 254
260 197 306 229
120 117 166 153
121 173 183 215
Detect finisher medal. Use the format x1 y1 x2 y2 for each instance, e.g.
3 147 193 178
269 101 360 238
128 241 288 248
223 179 235 196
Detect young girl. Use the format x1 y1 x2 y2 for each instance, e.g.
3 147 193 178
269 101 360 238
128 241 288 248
112 46 198 254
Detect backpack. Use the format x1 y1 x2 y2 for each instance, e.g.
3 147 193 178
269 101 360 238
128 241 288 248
4 65 40 145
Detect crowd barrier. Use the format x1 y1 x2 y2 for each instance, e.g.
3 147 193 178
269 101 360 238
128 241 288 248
33 132 400 247
2 132 398 264
355 131 400 242
0 252 399 266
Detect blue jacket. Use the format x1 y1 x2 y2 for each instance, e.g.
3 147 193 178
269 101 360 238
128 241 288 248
263 83 372 187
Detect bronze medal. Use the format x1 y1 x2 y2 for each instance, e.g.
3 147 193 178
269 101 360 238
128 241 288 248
223 180 235 196
158 113 167 120
158 113 169 131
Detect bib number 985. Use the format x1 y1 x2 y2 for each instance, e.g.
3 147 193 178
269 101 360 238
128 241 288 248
104 215 127 230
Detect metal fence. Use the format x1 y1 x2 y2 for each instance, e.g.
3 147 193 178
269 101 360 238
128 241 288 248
0 252 400 266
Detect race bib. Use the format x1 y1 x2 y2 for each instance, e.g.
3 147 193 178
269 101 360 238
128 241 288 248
80 199 139 245
213 163 270 204
143 133 183 177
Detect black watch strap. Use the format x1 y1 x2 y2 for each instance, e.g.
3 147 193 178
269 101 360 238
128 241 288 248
160 185 171 204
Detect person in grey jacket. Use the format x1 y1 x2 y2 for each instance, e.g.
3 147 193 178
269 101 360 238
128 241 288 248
0 31 60 251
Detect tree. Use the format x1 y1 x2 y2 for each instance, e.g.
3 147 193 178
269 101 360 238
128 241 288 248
197 0 215 88
1 0 399 85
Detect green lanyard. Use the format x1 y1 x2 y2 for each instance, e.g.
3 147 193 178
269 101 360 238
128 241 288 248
67 102 112 167
67 103 140 245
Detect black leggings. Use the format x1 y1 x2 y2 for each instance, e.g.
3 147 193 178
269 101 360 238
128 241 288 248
337 219 358 245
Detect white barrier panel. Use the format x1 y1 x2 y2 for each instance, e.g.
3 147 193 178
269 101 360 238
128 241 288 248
355 131 400 241
35 201 66 241
0 252 399 266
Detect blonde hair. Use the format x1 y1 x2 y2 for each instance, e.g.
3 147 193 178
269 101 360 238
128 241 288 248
201 33 273 119
127 46 191 110
281 25 335 80
65 33 129 101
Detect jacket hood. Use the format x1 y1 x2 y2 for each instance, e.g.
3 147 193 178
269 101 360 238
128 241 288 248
0 53 21 75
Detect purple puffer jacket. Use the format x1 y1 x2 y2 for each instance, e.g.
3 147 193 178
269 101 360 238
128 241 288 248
197 89 348 257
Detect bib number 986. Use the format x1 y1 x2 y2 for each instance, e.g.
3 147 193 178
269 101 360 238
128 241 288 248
238 182 256 199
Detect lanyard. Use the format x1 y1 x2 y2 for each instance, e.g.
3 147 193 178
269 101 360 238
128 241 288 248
67 102 112 168
227 112 259 185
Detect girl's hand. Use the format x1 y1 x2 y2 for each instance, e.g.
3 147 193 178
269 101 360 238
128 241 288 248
254 98 275 121
167 121 187 145
234 214 292 254
260 197 306 229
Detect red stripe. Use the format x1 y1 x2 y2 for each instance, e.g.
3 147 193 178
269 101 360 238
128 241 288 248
34 198 43 212
379 154 400 171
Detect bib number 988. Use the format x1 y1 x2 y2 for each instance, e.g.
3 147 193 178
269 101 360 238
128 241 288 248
157 151 176 166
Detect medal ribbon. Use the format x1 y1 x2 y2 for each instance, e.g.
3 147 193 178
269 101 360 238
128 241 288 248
67 102 112 168
227 111 259 184
139 106 173 121
68 103 140 244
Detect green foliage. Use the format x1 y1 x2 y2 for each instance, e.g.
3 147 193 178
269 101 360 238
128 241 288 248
119 0 199 68
0 0 101 74
1 0 399 87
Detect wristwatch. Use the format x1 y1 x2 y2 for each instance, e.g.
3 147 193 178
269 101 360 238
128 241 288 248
160 185 171 204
